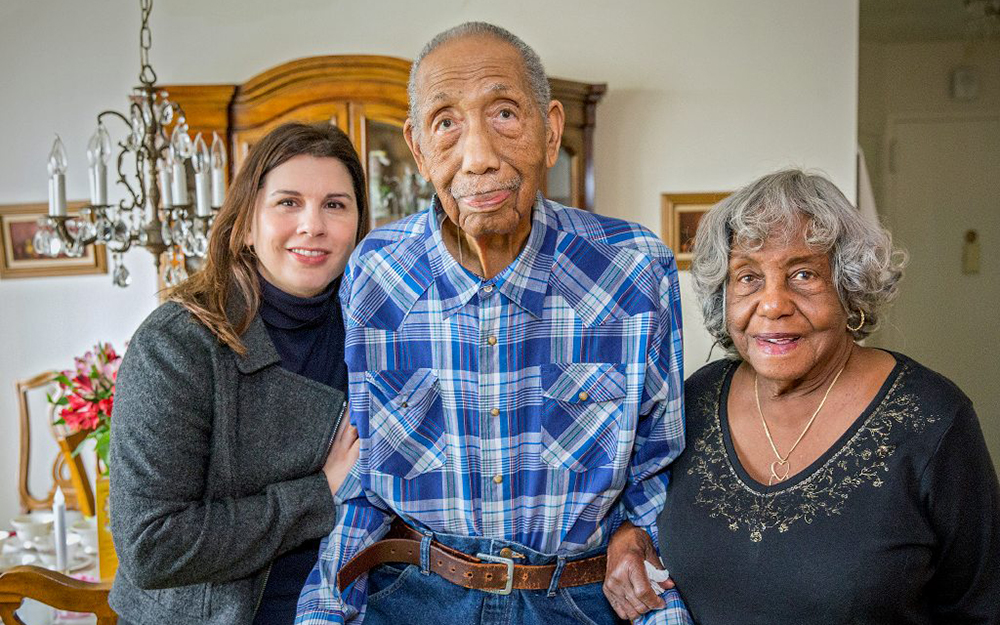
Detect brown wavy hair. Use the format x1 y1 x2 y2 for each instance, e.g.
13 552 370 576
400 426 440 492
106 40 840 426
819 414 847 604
169 122 369 354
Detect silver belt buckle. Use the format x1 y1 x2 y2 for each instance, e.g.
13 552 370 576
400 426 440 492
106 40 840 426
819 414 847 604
476 552 515 595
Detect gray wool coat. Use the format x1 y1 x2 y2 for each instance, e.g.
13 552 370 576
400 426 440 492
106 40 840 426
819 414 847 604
108 301 347 624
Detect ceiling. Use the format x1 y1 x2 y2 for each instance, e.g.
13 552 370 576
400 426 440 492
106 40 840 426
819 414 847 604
860 0 979 42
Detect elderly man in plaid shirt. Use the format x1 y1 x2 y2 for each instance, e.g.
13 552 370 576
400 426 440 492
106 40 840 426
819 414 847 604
297 21 691 625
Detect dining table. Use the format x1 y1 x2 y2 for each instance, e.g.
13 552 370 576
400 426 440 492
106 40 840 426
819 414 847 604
0 513 102 625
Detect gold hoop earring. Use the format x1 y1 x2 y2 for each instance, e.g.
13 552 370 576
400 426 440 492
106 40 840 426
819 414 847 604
846 309 865 332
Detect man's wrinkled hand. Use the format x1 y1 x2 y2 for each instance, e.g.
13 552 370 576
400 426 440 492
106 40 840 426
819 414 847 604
603 521 675 621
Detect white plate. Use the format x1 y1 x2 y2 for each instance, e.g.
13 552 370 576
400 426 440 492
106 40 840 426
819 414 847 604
0 550 94 574
20 532 81 554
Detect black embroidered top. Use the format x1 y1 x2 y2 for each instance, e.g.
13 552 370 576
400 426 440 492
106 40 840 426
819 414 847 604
659 352 1000 624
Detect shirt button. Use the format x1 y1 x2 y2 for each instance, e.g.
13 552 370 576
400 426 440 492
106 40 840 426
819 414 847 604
482 284 494 294
490 408 500 417
578 391 589 402
401 401 409 408
493 474 503 484
487 336 497 346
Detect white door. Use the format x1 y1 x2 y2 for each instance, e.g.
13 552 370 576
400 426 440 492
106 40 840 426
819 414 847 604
875 114 1000 470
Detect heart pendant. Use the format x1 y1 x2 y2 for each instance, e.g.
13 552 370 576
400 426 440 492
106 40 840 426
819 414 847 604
769 459 790 485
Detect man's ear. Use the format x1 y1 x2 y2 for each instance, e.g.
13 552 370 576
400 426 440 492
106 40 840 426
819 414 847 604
544 100 566 169
403 119 430 180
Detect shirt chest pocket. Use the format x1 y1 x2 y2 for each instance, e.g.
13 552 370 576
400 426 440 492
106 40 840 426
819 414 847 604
539 362 628 472
366 368 446 479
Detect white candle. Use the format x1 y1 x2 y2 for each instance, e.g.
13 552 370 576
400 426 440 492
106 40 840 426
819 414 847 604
211 168 225 208
158 160 174 208
95 162 108 206
49 174 67 217
195 171 212 217
53 486 68 572
170 126 191 206
192 133 212 217
48 136 68 217
87 124 111 206
172 159 189 206
210 131 227 208
87 164 98 206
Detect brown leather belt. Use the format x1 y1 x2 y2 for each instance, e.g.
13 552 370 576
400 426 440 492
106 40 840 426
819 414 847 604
336 521 606 595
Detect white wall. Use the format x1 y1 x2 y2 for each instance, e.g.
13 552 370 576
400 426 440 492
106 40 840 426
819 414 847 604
859 39 1000 207
859 38 1000 467
0 0 859 523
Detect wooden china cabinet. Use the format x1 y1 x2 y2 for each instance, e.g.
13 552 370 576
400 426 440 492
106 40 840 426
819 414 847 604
162 55 605 231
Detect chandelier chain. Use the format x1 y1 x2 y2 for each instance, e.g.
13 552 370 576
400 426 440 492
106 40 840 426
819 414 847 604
138 0 157 86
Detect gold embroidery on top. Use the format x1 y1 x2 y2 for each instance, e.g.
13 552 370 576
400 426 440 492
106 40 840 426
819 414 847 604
688 361 937 543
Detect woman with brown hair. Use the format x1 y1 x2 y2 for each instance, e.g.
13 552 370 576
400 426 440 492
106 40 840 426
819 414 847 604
108 122 370 625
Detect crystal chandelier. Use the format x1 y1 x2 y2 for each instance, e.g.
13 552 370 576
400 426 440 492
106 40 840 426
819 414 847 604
37 0 225 288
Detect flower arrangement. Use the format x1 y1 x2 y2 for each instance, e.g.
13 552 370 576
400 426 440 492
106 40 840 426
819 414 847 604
48 342 123 472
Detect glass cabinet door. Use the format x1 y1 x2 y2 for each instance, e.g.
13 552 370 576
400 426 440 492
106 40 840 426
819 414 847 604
545 146 575 207
365 119 434 230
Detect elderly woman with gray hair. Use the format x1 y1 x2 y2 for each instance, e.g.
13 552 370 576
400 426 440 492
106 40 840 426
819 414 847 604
652 169 1000 623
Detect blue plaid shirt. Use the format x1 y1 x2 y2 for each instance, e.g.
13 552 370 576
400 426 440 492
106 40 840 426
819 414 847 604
297 197 690 624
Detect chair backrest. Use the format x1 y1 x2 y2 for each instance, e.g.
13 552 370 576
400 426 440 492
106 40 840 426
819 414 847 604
15 371 96 517
0 565 116 625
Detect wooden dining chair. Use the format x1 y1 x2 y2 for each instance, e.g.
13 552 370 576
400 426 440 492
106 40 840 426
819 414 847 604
0 565 116 625
15 371 96 517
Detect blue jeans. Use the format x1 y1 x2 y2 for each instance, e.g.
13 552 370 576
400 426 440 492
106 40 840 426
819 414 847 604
362 529 626 625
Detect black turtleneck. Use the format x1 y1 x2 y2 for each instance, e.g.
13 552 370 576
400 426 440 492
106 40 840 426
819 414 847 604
258 275 348 395
253 275 347 625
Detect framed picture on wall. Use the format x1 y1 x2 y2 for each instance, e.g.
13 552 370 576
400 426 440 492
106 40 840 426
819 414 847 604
0 201 108 279
661 192 730 270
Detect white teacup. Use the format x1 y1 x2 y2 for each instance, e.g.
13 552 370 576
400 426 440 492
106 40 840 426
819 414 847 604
70 518 98 553
10 513 54 542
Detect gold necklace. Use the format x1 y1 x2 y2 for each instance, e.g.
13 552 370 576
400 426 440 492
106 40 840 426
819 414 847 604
754 360 848 486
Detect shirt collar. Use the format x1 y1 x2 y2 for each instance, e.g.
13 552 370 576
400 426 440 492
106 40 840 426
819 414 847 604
426 194 555 319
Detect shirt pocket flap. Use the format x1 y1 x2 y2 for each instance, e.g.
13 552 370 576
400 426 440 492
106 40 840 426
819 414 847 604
366 368 439 411
540 362 627 404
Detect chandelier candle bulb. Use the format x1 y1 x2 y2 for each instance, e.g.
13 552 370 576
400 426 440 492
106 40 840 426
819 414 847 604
87 124 112 206
53 486 68 572
192 133 212 217
158 159 173 208
171 153 189 206
210 131 226 208
47 136 68 217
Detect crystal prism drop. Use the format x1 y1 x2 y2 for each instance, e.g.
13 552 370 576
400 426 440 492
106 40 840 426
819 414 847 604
97 217 114 242
33 228 51 257
113 260 131 287
113 218 130 242
192 232 209 258
159 101 173 125
161 219 173 246
66 237 85 258
180 231 196 257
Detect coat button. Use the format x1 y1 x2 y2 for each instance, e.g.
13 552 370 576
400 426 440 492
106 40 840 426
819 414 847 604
578 391 589 402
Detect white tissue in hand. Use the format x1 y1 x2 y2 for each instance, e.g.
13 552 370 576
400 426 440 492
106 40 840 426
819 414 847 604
644 560 671 595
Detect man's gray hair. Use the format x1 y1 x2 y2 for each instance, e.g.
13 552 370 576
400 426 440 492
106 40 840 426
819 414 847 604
407 22 551 132
691 169 907 358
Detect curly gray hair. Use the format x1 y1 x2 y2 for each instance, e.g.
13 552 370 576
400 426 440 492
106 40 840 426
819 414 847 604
691 169 907 358
407 22 551 134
